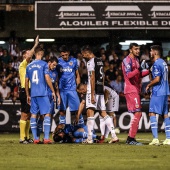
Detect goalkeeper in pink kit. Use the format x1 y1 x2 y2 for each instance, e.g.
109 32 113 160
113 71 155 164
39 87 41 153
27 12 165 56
122 43 150 145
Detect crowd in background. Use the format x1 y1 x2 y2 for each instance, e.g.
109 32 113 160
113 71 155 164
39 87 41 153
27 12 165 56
0 41 170 104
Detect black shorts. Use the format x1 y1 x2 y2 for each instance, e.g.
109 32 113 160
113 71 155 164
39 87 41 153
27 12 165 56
19 88 30 114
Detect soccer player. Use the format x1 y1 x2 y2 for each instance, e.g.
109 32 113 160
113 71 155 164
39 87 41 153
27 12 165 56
52 123 99 143
37 56 60 137
56 45 80 124
18 35 39 144
101 82 120 142
122 43 150 145
146 45 170 145
25 47 56 144
81 45 119 144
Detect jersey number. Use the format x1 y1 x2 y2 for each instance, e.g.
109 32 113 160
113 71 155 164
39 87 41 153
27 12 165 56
32 70 39 84
100 67 104 79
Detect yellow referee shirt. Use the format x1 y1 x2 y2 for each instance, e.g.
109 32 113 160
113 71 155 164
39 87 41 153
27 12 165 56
19 59 28 88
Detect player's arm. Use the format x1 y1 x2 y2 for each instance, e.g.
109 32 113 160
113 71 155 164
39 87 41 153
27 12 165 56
45 74 56 102
76 70 80 85
90 70 95 104
55 78 60 105
75 99 86 124
26 35 39 63
104 89 110 104
25 77 31 105
146 76 160 92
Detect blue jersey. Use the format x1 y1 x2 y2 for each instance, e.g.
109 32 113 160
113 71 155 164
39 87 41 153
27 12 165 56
48 69 58 94
26 60 49 97
151 58 169 96
56 57 78 91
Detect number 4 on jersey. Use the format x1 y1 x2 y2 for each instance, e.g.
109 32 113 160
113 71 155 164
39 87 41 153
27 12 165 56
32 70 39 84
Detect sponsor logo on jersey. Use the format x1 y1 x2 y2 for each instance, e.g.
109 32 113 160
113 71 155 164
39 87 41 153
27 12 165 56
97 61 103 65
60 67 73 72
52 73 56 77
135 104 139 108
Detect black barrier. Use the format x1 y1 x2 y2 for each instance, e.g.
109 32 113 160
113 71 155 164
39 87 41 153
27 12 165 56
0 103 169 132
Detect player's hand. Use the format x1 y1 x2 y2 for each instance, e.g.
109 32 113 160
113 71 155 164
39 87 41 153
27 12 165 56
52 92 56 102
139 60 149 71
145 85 150 93
57 96 61 106
27 96 31 105
91 95 96 104
35 35 39 46
73 115 79 125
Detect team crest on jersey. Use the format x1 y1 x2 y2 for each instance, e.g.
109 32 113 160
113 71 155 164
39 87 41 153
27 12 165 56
53 73 56 77
126 64 131 69
69 62 73 66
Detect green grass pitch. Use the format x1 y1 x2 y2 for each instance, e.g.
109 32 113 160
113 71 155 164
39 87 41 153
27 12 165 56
0 133 170 170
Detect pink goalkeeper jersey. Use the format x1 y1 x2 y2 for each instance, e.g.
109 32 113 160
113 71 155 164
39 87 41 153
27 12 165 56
122 55 149 94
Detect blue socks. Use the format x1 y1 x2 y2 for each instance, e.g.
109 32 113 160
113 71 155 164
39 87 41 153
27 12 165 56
164 117 170 139
30 117 38 140
44 116 51 140
150 116 158 139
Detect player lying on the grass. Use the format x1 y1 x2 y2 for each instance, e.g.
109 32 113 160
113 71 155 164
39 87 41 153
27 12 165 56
52 122 100 143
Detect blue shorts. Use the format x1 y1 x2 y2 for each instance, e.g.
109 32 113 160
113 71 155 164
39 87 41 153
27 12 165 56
59 90 80 112
149 95 168 115
30 96 51 115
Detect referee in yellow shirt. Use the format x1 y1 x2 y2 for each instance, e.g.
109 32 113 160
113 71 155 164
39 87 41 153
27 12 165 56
19 35 39 144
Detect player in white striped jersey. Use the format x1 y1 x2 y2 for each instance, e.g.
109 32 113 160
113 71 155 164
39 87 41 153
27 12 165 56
81 45 119 144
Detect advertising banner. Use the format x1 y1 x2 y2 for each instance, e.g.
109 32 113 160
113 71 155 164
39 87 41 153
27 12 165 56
0 104 169 132
35 1 170 30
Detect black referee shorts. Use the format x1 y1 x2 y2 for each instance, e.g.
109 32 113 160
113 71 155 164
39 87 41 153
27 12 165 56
19 88 30 114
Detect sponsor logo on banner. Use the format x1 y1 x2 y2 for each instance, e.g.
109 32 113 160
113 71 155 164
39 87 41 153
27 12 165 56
35 1 170 30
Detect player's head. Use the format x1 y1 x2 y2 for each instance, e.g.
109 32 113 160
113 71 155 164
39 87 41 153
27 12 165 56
81 45 93 60
34 46 44 59
150 45 162 60
59 45 70 61
77 83 87 94
129 43 140 57
48 56 58 70
22 49 30 60
53 124 66 142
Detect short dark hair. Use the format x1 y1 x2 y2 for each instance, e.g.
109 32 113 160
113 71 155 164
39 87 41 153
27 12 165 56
22 50 27 56
150 45 163 56
81 45 92 52
59 45 69 53
49 56 58 63
77 83 85 90
22 49 30 56
34 46 44 54
129 43 139 50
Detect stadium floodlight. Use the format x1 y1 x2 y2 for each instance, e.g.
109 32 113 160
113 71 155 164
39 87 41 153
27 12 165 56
119 40 153 46
26 39 55 42
0 41 5 44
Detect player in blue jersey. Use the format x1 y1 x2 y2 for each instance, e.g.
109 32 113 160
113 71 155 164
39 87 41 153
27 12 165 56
37 57 60 137
52 123 99 143
25 47 56 144
56 45 80 124
146 45 170 145
47 57 60 114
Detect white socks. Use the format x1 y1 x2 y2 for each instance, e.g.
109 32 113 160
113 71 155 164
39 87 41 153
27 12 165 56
87 117 95 140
